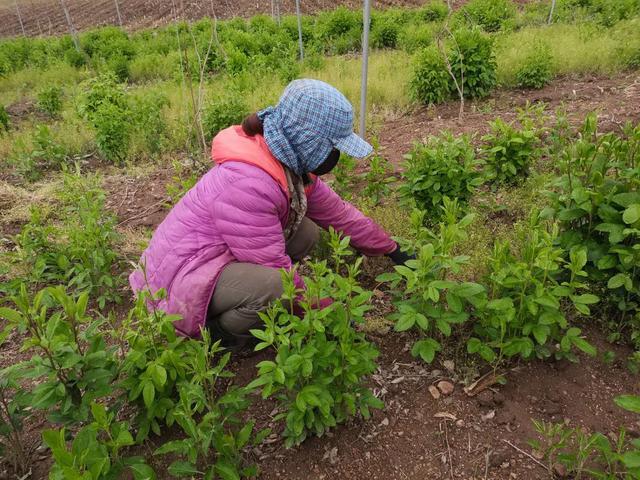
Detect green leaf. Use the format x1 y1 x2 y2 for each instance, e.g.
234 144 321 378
168 461 199 477
532 325 550 345
467 337 481 354
571 294 599 305
571 336 597 357
411 339 441 363
622 451 640 469
614 395 640 414
142 381 155 409
128 462 156 480
0 307 22 324
395 312 417 332
608 273 632 290
215 460 241 480
623 204 640 224
236 422 254 449
274 368 285 384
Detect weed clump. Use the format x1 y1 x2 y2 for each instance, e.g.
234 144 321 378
202 93 249 141
516 43 554 89
37 86 63 117
461 0 516 32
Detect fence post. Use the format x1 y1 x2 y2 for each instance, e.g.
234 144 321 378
14 0 26 36
114 0 123 26
548 0 556 24
59 0 80 50
295 0 304 60
359 0 372 139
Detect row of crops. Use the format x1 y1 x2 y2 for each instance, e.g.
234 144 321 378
0 0 639 478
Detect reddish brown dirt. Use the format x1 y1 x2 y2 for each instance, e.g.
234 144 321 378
380 72 640 169
0 0 429 38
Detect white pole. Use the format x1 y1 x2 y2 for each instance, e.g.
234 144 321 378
359 0 372 139
59 0 80 51
295 0 304 61
14 0 26 36
548 0 556 24
114 0 123 26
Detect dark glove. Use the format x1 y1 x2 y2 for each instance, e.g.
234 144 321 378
386 246 416 265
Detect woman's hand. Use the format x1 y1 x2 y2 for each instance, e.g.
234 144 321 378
386 245 416 266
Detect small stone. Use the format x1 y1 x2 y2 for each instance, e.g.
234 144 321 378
437 380 455 396
380 417 389 427
455 419 465 427
477 390 495 408
531 449 545 461
490 449 510 467
553 463 568 478
443 360 455 372
481 410 496 421
429 385 441 400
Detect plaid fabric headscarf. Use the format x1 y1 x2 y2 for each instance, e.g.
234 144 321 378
257 79 373 176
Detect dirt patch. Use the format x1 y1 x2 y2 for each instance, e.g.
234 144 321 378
103 167 172 229
379 73 640 168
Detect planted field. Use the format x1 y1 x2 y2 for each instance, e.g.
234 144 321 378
1 0 640 479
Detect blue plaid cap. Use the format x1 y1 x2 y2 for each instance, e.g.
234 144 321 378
258 79 373 176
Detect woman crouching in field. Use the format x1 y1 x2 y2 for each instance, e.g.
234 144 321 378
130 79 411 348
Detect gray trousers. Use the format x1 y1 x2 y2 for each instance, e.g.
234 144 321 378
207 217 319 342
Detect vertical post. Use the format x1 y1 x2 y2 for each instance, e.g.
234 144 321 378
295 0 304 61
14 0 26 36
359 0 372 139
270 0 274 20
114 0 123 26
275 0 281 25
59 0 80 51
548 0 556 24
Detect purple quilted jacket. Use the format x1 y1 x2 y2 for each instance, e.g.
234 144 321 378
129 127 396 337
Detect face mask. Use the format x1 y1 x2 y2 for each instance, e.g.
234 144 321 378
311 148 340 176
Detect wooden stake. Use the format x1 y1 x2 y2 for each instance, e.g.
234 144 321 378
114 0 123 26
14 0 26 36
58 0 80 50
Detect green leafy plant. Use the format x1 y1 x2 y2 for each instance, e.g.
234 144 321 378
542 116 640 356
0 104 9 132
202 93 249 141
371 18 400 49
361 139 395 205
155 331 267 478
469 213 598 365
131 90 169 154
330 152 357 201
399 132 483 221
77 73 132 163
117 287 193 443
249 229 383 447
409 45 451 105
516 42 553 89
530 394 640 478
43 402 155 480
448 27 497 100
461 0 516 32
377 199 486 364
11 124 68 180
0 286 119 424
482 117 540 185
37 85 64 117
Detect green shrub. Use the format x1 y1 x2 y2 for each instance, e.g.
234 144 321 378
10 125 68 180
154 331 266 478
516 43 553 89
249 230 383 447
0 286 120 424
131 90 169 153
37 86 64 116
107 53 130 82
409 45 451 105
398 23 437 53
43 402 154 479
378 202 487 364
202 93 249 141
462 0 516 32
0 104 9 132
64 47 86 68
371 18 400 49
449 27 497 99
418 0 449 22
77 74 131 163
470 215 598 364
590 0 640 26
542 116 640 355
12 174 121 305
482 117 539 185
399 132 483 220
